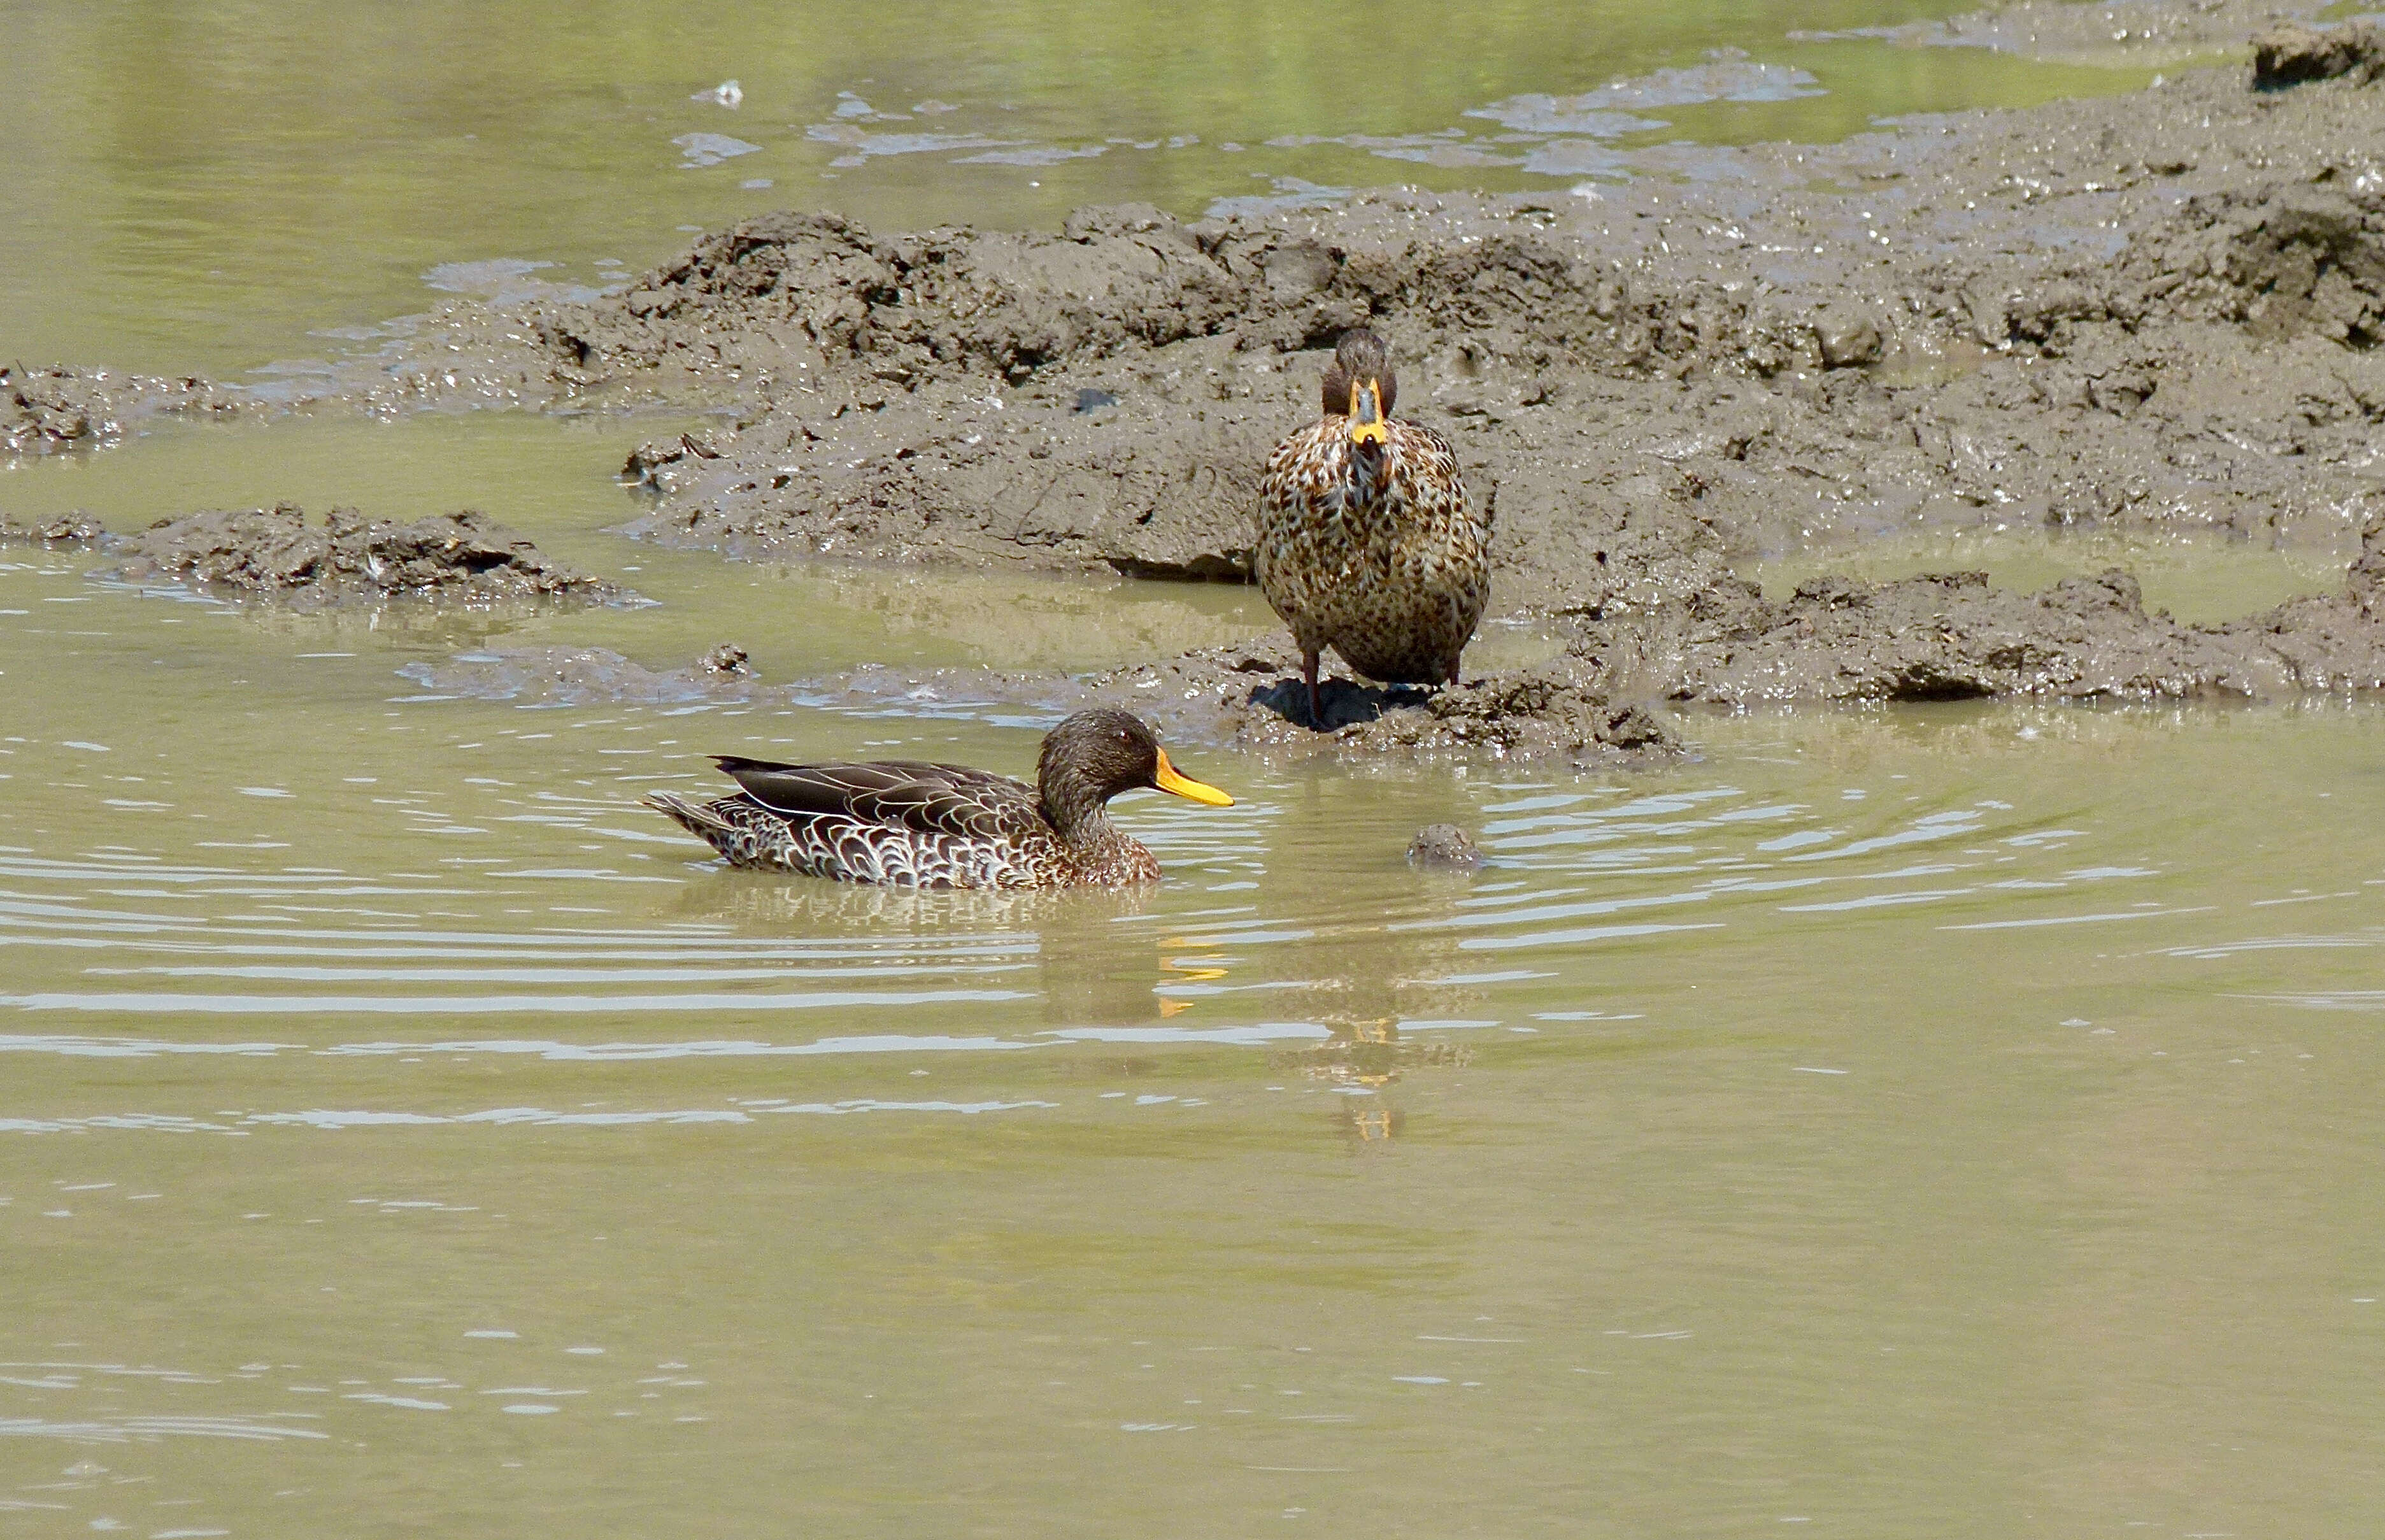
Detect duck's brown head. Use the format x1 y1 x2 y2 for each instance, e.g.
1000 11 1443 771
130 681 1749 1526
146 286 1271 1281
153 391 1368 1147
1038 709 1234 838
1321 328 1397 457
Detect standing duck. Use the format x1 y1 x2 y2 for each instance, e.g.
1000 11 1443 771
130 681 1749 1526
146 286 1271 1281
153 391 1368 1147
644 708 1234 889
1253 327 1490 726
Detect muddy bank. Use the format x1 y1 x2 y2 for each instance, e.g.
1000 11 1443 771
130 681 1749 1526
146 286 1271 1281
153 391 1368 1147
30 0 2385 738
103 505 625 604
809 515 2385 717
399 513 2385 767
441 39 2385 617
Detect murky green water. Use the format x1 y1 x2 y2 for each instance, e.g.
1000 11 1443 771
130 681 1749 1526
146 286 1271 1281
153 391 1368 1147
8 5 2383 1537
4 0 2163 376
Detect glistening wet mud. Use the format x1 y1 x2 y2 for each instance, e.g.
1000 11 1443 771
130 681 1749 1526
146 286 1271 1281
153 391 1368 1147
99 505 625 604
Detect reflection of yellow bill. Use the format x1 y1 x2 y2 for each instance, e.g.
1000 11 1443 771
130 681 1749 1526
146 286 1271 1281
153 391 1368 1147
1348 379 1388 447
1153 749 1234 807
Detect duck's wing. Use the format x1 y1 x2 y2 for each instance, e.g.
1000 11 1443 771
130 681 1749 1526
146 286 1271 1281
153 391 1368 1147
711 757 1048 843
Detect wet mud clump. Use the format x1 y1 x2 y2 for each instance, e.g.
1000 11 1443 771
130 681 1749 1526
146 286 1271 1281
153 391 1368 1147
0 511 104 545
106 504 623 603
2 366 245 455
2253 23 2385 90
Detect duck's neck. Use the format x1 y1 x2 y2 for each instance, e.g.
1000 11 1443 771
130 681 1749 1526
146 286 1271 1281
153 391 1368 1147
1039 774 1123 852
1341 441 1391 505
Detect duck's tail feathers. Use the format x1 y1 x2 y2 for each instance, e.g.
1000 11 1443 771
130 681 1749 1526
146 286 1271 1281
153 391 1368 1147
645 790 739 845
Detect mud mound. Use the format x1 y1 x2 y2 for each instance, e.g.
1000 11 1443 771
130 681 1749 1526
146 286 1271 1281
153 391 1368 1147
2126 185 2385 347
2 366 243 455
529 199 1709 391
2253 23 2385 90
616 350 1281 580
2225 189 2385 346
108 505 624 603
0 511 104 545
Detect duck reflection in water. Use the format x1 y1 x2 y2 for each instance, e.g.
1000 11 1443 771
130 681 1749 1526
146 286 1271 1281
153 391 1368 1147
1271 1018 1474 1144
657 877 1183 1029
653 810 1488 1143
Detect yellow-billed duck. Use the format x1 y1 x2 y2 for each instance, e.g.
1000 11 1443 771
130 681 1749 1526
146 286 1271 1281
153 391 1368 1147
644 708 1234 889
1254 327 1491 725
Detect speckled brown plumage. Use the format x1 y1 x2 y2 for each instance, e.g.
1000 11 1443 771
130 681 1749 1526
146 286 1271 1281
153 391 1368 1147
1254 328 1491 724
644 709 1233 890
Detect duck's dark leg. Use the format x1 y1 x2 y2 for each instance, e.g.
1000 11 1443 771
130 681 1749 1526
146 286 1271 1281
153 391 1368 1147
1304 650 1323 728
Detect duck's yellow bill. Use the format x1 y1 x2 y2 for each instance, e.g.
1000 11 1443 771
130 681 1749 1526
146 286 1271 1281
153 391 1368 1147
1153 750 1235 807
1348 378 1389 448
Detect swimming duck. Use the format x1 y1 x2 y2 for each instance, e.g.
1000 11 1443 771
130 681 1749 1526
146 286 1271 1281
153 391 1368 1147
644 708 1234 889
1253 327 1491 726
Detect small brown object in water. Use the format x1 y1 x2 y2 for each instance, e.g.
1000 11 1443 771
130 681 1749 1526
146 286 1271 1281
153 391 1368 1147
1406 823 1484 871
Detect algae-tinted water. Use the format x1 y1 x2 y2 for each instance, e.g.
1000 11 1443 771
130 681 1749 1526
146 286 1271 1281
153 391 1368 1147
7 5 2384 1537
1 0 2163 375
